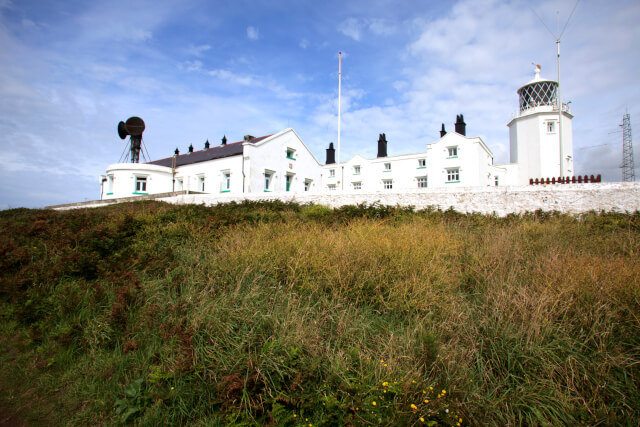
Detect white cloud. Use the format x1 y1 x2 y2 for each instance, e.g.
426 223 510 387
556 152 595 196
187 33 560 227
338 17 397 41
181 60 203 72
246 26 259 40
338 18 364 41
186 44 211 57
209 69 259 86
299 38 309 49
368 19 395 36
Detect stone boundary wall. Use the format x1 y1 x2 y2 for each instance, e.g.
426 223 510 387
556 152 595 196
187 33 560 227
50 183 640 216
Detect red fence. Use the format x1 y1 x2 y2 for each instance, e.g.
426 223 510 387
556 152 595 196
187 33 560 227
529 174 601 185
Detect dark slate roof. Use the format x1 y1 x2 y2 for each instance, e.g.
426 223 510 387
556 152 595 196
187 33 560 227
148 135 272 168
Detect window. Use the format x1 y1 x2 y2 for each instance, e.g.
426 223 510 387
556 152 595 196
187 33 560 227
495 176 499 186
384 162 391 171
353 182 362 190
329 169 335 177
221 171 230 192
135 176 147 193
304 179 312 191
447 147 458 157
264 171 273 191
285 174 293 192
176 177 183 191
383 179 393 189
546 121 555 133
354 165 360 175
418 159 426 168
446 168 460 182
286 148 296 160
328 184 337 191
107 175 114 194
417 177 427 188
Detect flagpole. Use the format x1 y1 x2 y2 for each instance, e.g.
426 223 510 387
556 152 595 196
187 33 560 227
338 52 342 166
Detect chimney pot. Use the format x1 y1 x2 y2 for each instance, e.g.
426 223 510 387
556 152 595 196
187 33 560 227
188 144 194 153
325 142 336 164
204 140 210 149
221 135 227 145
455 114 466 136
377 133 388 158
440 123 446 138
174 148 180 156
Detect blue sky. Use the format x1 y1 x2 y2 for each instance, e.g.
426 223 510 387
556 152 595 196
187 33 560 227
0 0 638 208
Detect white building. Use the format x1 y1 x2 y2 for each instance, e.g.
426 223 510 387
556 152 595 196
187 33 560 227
101 67 574 199
101 128 322 199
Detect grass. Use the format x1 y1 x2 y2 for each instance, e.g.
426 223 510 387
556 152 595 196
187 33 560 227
0 201 639 426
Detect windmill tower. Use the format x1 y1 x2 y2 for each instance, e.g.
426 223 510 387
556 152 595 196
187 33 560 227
507 66 574 185
621 113 635 182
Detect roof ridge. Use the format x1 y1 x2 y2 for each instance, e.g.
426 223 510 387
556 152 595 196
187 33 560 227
147 134 272 164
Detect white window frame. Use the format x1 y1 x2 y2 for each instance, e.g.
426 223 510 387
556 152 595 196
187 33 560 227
382 179 393 189
546 121 556 133
353 181 362 190
447 146 458 158
328 184 337 191
384 162 391 171
417 176 427 188
286 147 296 160
304 179 312 191
329 169 335 177
197 175 205 192
134 176 148 193
264 170 274 192
418 159 426 168
176 177 183 191
495 176 499 186
446 168 460 183
221 171 231 192
107 175 114 194
353 165 361 175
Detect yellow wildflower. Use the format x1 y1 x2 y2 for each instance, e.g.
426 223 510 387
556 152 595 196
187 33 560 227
420 418 425 423
424 399 429 403
429 386 433 390
410 404 417 410
382 381 389 387
384 390 387 393
442 390 446 394
372 401 377 406
383 363 387 367
293 414 297 418
412 380 416 383
459 418 462 423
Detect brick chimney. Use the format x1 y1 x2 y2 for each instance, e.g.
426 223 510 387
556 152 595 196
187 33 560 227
326 142 336 164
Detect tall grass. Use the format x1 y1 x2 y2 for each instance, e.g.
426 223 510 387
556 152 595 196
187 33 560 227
0 202 638 425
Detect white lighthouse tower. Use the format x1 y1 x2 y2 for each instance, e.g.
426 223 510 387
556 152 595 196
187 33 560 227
507 66 574 185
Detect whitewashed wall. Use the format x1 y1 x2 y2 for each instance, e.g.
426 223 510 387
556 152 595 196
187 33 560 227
103 163 173 199
151 183 640 217
244 129 322 194
175 155 243 194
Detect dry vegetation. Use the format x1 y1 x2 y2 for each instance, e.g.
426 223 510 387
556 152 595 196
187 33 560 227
0 201 638 426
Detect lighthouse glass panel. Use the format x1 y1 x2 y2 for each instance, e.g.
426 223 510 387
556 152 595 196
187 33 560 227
519 81 558 112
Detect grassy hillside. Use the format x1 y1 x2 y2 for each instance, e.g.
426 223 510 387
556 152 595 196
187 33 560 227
1 201 639 426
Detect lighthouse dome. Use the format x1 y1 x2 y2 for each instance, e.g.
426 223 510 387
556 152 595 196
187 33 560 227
516 66 558 113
